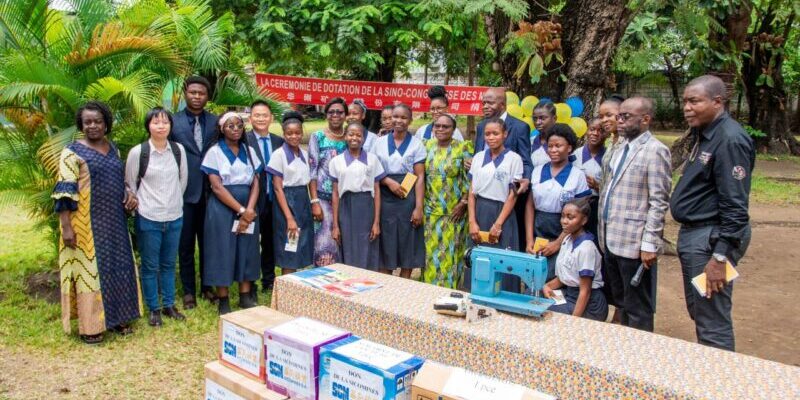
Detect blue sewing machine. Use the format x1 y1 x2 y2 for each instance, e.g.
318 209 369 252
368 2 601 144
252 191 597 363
466 246 554 317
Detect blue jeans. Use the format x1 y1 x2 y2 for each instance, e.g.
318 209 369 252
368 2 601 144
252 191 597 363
136 215 183 311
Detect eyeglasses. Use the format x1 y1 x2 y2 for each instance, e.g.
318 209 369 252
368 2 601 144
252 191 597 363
616 113 639 122
327 110 345 115
224 123 244 130
433 124 453 129
430 106 447 113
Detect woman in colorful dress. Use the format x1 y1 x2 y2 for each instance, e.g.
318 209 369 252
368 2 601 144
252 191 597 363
309 97 348 266
422 114 473 288
53 101 142 344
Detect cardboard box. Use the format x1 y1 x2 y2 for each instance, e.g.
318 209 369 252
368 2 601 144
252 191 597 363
411 362 556 400
265 317 351 399
318 336 425 400
204 361 287 400
219 306 294 383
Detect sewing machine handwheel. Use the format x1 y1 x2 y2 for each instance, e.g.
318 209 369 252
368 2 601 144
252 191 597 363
463 246 475 270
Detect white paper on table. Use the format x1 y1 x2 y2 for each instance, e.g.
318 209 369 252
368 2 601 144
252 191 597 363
441 367 526 400
231 220 255 234
551 289 566 305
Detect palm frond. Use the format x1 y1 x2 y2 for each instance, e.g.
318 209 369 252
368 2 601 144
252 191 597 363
0 53 82 111
37 126 77 176
190 11 234 72
84 70 161 118
0 0 51 51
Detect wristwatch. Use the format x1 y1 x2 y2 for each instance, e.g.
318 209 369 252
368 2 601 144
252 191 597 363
237 206 246 217
712 253 727 263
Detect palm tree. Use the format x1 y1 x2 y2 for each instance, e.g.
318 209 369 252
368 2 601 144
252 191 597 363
0 0 277 255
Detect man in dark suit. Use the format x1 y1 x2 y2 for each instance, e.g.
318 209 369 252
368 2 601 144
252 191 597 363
245 100 284 294
473 87 533 254
168 76 218 309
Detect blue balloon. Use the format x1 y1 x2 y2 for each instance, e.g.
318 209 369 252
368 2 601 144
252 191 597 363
566 96 585 117
538 97 553 104
530 128 539 138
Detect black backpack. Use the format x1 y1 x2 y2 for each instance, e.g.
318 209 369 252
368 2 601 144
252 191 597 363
137 140 182 189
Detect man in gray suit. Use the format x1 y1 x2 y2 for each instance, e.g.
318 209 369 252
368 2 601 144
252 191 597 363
168 76 218 309
598 97 671 332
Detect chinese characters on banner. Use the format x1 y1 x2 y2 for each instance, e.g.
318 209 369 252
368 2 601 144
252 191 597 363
255 73 489 116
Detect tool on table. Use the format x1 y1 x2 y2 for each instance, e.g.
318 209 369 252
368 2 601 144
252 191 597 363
433 292 468 317
466 303 496 323
464 246 555 318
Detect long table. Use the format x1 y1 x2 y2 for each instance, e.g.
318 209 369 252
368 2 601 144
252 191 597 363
272 264 799 399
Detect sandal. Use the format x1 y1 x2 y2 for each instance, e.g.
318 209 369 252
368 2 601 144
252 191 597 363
80 333 104 345
110 324 134 336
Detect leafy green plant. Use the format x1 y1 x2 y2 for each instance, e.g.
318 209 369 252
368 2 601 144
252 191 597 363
744 125 768 138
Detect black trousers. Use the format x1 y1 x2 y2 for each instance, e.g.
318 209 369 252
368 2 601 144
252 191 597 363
178 198 207 296
604 246 657 332
258 199 276 288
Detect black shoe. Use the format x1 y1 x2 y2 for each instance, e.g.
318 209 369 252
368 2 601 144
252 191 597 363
162 306 186 321
202 289 219 304
218 296 231 315
148 310 163 327
239 292 256 309
182 294 196 310
261 281 273 293
251 289 259 304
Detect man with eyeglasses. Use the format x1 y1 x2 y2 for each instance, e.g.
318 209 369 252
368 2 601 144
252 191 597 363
598 96 671 332
670 75 754 351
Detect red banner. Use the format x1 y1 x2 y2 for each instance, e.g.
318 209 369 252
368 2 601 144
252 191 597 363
255 73 488 116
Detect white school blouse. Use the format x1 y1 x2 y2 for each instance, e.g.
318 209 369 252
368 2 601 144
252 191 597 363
572 145 605 196
201 141 262 185
329 151 386 198
363 130 378 152
530 162 591 213
414 124 465 142
370 133 427 174
265 144 311 187
468 149 523 203
555 233 604 289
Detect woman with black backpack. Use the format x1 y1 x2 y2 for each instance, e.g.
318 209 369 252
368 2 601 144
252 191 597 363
125 107 188 327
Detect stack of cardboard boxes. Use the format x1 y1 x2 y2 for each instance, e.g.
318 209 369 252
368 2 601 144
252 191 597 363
203 306 554 400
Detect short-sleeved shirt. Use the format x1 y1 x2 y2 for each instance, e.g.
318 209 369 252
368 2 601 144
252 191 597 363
200 141 262 185
555 233 604 289
469 149 523 203
530 134 550 168
363 130 378 152
572 145 606 196
414 124 465 142
265 143 311 187
530 162 592 213
370 133 427 174
329 150 386 198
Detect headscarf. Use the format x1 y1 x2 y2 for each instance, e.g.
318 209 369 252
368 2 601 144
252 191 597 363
218 111 241 127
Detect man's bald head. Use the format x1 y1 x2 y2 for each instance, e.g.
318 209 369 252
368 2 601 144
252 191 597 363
625 96 655 118
686 75 727 101
482 87 508 118
618 96 654 138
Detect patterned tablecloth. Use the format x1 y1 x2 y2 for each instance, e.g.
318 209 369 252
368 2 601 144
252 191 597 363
272 264 799 399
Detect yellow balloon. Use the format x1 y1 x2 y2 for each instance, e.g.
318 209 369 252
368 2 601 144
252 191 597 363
507 104 525 120
524 119 534 132
555 103 572 123
569 117 588 138
506 91 520 106
521 95 539 117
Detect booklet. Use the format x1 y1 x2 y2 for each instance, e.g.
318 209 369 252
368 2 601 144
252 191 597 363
285 267 383 297
532 237 549 253
478 231 491 243
231 220 255 234
551 289 566 305
399 172 417 198
285 229 300 253
691 260 739 297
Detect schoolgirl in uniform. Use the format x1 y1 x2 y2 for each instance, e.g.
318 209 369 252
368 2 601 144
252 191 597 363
525 124 591 281
571 117 606 238
371 104 427 279
467 117 523 250
201 112 262 314
414 85 465 142
265 111 313 271
346 100 379 151
543 198 608 321
530 101 558 167
330 123 386 270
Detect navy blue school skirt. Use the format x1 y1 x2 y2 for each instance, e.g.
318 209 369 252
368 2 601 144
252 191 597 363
272 185 314 269
379 174 425 269
534 210 561 281
549 285 609 321
462 196 520 291
338 191 380 270
203 184 261 287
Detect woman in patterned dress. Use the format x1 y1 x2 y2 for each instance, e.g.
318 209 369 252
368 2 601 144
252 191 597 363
309 98 348 266
52 101 142 344
422 115 473 288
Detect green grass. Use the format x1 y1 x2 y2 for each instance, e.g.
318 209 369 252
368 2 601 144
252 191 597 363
756 153 800 164
750 174 800 204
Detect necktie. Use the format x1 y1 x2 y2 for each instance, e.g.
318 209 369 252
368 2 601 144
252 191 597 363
261 137 272 201
193 117 203 151
603 144 629 223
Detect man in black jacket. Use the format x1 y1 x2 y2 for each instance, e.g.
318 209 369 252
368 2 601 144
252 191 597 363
671 75 755 351
169 76 218 309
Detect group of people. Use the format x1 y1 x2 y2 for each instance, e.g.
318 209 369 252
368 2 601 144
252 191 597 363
54 74 753 353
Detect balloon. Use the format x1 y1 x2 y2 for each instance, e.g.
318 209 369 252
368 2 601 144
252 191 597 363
555 103 572 123
565 96 585 117
524 118 534 132
569 117 588 138
506 91 520 106
521 95 539 117
530 128 540 139
507 104 525 120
